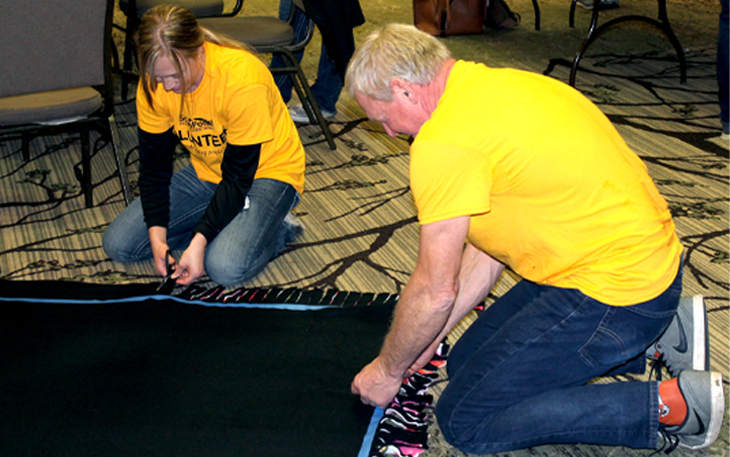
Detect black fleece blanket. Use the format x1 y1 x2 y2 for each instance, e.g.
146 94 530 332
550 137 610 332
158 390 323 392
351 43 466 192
0 281 393 457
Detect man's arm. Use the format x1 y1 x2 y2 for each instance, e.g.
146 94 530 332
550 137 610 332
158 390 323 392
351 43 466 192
352 216 505 408
352 216 469 407
406 242 504 376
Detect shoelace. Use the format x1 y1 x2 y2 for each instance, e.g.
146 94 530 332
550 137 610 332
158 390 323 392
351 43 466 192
649 354 665 382
653 429 680 454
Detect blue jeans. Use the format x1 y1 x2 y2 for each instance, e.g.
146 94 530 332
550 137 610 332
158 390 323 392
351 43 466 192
103 165 300 287
436 263 683 453
270 0 343 114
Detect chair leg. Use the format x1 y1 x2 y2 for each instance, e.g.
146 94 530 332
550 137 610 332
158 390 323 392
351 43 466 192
80 124 93 208
107 115 133 206
121 12 137 101
278 49 336 150
21 133 31 161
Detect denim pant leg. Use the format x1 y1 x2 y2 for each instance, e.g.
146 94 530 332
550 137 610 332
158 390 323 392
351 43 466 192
437 269 682 454
271 0 343 112
309 44 344 114
271 0 308 104
204 178 299 287
102 165 215 262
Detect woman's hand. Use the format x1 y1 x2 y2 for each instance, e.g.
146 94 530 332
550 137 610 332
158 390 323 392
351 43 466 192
173 233 208 285
148 226 173 277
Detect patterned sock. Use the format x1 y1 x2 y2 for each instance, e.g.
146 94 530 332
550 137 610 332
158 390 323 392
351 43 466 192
658 378 688 425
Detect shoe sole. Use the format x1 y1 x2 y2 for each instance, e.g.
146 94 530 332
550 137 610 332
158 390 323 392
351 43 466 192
290 116 335 124
289 107 335 124
576 2 619 10
688 295 709 372
682 371 724 449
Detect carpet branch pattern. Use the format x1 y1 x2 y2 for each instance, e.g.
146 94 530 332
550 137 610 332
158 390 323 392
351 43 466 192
0 47 727 456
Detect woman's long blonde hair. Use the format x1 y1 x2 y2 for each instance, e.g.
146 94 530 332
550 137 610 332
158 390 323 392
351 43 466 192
136 4 253 110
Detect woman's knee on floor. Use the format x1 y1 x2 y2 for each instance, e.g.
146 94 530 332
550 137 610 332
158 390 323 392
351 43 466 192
204 242 268 288
102 222 147 263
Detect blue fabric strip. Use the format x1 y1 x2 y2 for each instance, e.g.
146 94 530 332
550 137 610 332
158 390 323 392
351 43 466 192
358 407 384 457
0 294 333 311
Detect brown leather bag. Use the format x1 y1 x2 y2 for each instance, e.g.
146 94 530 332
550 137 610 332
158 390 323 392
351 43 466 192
414 0 487 37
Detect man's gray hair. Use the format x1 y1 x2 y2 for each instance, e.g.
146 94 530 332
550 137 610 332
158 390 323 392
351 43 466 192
345 24 452 101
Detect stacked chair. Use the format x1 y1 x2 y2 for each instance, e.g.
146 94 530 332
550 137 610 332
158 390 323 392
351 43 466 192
0 0 132 207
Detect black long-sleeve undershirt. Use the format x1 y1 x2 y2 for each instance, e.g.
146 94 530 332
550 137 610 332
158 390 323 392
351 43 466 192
138 127 261 243
193 141 260 241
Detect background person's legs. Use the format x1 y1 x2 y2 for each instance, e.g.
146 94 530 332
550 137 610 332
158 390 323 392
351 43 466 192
271 0 343 117
270 0 309 104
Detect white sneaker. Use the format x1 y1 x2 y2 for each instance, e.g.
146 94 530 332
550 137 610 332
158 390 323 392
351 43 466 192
576 0 620 10
289 103 336 124
283 212 304 240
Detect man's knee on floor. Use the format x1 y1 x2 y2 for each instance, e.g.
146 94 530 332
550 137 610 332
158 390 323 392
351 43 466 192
436 395 479 448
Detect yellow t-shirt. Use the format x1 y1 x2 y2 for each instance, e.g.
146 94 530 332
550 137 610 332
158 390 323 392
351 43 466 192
411 61 682 306
136 42 305 194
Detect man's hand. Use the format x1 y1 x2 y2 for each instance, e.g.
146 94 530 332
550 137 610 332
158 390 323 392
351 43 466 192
173 233 208 285
351 357 403 409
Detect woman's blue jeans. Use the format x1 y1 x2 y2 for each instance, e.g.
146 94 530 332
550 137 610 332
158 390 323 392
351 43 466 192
103 165 300 287
270 0 343 114
436 263 683 453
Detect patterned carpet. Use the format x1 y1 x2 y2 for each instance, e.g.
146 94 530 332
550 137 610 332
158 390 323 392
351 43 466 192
0 36 727 457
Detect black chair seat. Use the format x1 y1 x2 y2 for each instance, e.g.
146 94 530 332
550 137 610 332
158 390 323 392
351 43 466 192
0 88 101 126
120 0 223 18
198 16 295 47
199 3 337 150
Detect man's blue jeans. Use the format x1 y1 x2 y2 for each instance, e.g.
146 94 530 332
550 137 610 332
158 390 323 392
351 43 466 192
436 263 682 453
103 165 300 287
270 0 343 114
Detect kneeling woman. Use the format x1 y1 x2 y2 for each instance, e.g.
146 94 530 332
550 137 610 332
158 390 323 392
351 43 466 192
103 5 305 288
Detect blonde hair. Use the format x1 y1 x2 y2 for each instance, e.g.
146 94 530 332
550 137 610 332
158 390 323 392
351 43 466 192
136 4 253 110
345 24 452 101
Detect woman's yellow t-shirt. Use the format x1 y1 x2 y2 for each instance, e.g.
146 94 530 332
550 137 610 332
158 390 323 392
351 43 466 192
136 42 305 194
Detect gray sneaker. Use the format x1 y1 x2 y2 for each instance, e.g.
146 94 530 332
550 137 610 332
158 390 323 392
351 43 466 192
289 103 336 124
659 370 724 451
647 295 709 377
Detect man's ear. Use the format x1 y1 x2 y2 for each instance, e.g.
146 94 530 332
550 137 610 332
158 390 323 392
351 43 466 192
389 78 415 102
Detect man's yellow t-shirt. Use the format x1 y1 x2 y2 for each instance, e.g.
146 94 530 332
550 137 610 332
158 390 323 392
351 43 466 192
136 42 305 194
410 61 682 306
